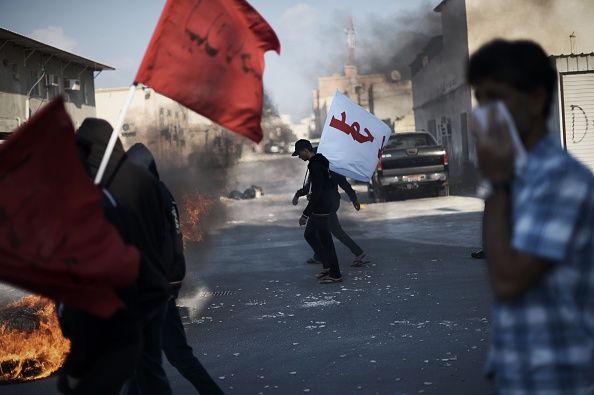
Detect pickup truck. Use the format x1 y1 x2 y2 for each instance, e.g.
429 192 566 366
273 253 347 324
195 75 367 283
368 132 449 201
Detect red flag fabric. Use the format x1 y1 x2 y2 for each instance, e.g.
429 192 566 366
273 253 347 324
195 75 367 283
135 0 280 143
0 97 140 318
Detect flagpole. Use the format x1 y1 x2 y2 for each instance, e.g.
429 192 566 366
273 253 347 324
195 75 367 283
94 84 137 185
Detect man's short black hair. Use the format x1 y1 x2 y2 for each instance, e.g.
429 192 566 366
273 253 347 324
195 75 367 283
467 39 557 116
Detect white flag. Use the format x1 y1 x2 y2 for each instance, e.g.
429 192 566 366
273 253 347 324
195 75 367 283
317 91 392 182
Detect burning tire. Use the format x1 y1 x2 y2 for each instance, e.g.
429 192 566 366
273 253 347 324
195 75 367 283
0 296 70 382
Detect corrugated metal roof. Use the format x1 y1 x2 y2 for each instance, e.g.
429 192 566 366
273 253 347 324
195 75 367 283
552 52 594 58
551 53 594 73
0 27 114 71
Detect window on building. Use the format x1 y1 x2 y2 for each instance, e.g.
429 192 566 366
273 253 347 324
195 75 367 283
45 74 61 98
82 81 90 105
11 64 20 81
29 71 43 97
427 119 436 138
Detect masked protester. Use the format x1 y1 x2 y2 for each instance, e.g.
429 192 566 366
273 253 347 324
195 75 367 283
57 176 143 395
75 119 172 395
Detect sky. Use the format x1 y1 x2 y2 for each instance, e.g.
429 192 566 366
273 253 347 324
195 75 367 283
0 0 440 122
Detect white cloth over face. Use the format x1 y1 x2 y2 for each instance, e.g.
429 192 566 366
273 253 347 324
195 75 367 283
472 101 527 199
317 91 392 182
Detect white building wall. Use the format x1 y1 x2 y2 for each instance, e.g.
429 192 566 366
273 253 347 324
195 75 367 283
96 87 213 167
466 0 594 58
465 0 594 113
0 42 98 132
314 67 415 136
412 0 594 185
412 0 473 182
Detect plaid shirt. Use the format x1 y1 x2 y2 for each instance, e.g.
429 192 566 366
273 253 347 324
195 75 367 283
486 133 594 395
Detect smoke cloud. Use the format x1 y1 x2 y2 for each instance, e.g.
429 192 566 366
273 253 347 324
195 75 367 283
265 1 442 120
356 6 442 78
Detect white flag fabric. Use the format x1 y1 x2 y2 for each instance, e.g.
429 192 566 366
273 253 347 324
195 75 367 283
317 91 392 182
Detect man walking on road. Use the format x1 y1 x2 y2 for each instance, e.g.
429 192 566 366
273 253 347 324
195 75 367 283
469 39 594 394
293 161 366 266
292 139 343 283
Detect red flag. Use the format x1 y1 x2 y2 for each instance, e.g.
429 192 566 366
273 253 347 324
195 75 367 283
0 98 140 318
135 0 280 143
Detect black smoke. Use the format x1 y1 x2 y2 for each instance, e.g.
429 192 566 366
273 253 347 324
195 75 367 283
308 2 442 80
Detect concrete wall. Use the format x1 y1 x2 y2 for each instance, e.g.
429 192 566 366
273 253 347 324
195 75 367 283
96 87 214 167
371 80 416 132
411 0 473 183
466 0 594 58
314 66 415 136
411 0 594 185
0 41 96 133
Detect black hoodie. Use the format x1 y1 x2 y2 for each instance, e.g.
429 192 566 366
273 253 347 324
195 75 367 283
296 171 358 213
303 153 333 216
76 118 169 319
127 143 186 287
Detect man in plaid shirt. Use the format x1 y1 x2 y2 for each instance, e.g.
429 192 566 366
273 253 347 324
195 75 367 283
468 40 594 394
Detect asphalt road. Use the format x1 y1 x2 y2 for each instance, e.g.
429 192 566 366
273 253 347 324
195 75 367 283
3 156 492 395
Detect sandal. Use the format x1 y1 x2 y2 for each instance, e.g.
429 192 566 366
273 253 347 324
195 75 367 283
306 257 323 264
350 253 368 267
319 275 343 284
315 269 330 278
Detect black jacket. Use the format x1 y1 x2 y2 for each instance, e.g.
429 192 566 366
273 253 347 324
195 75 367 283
58 191 143 393
297 171 358 213
127 143 186 287
303 153 333 216
76 118 169 319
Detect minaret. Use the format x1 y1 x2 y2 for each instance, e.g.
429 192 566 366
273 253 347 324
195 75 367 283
346 15 356 66
345 15 357 80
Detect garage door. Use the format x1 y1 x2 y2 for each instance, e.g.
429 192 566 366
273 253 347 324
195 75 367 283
562 72 594 173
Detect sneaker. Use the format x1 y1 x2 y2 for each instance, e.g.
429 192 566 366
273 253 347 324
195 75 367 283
315 269 330 278
319 275 343 284
471 249 485 259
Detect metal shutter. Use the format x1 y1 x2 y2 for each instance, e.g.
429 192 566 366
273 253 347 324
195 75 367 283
562 72 594 172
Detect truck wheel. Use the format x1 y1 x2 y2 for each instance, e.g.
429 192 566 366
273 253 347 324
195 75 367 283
374 186 387 203
438 184 450 197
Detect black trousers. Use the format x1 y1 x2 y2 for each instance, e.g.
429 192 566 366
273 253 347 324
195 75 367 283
307 211 363 261
126 301 172 395
328 211 363 256
57 306 142 395
163 295 224 395
304 214 341 277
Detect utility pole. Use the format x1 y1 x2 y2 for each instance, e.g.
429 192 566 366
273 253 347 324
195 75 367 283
570 32 576 54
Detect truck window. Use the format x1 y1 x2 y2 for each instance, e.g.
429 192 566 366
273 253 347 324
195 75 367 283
387 134 434 149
